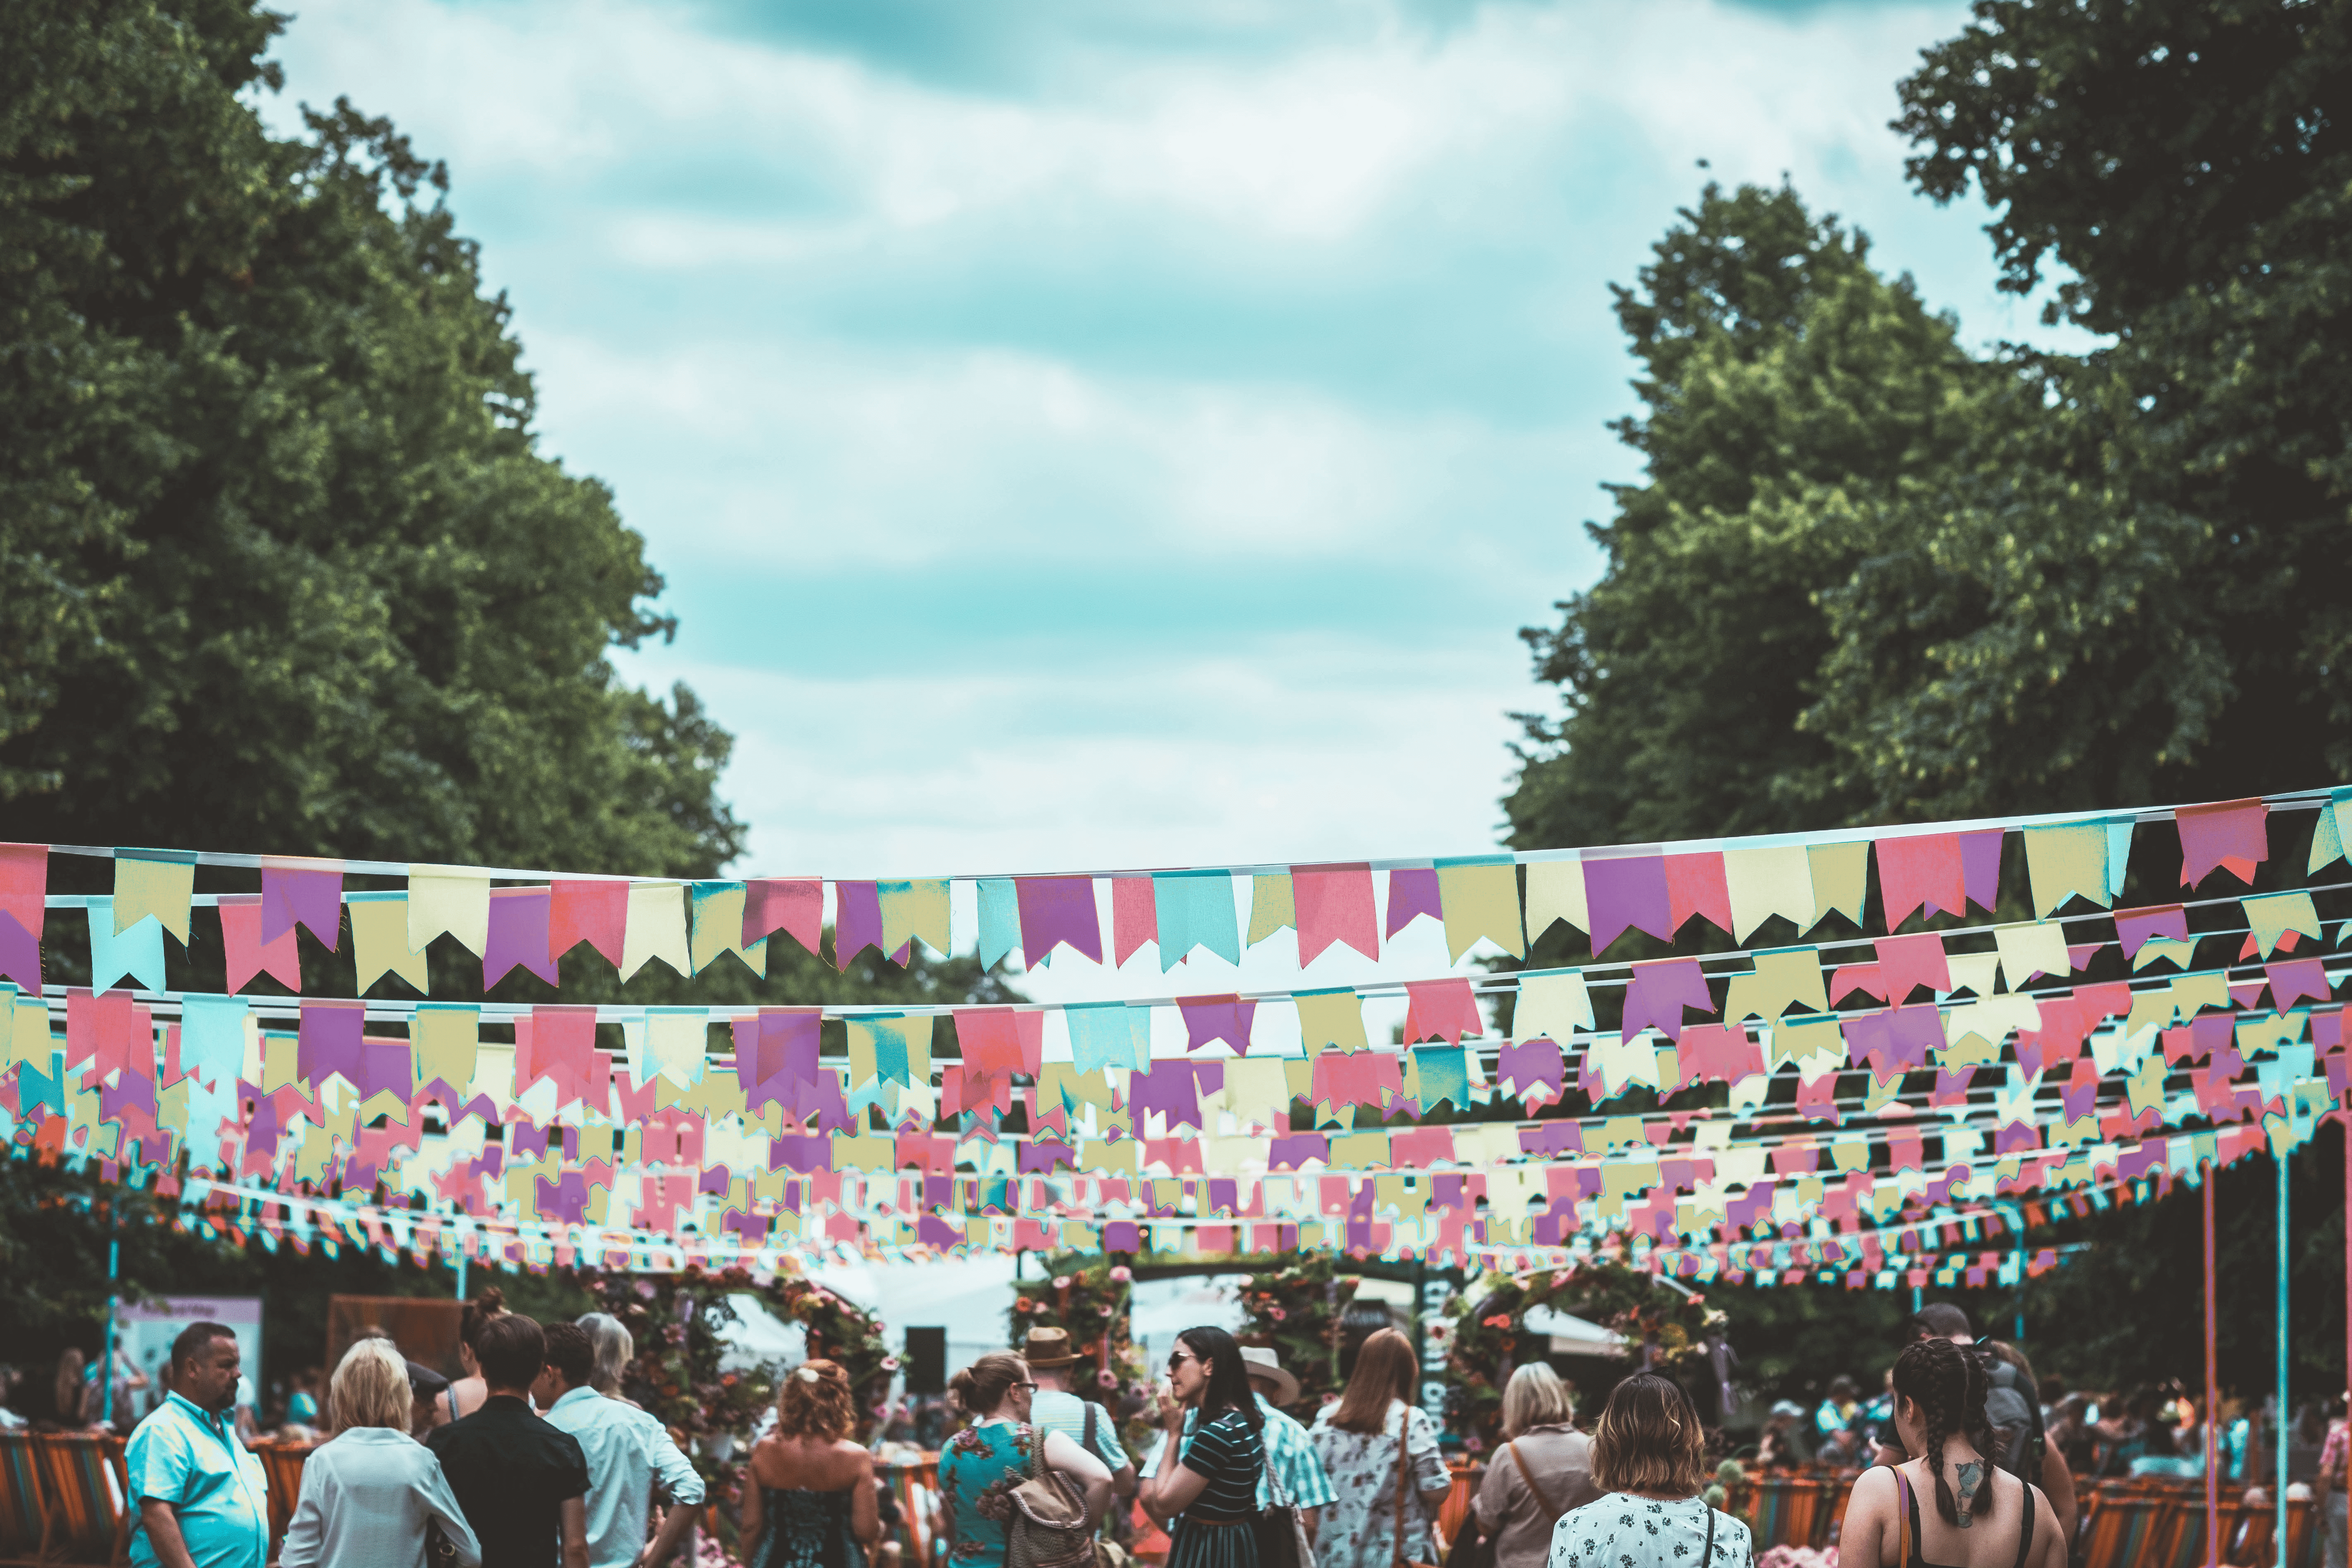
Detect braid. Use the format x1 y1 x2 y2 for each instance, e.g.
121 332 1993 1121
1894 1336 1995 1527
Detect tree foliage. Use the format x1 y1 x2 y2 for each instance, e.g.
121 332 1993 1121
1511 0 2352 843
0 0 739 875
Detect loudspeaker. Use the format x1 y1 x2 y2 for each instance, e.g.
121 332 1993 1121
904 1326 946 1393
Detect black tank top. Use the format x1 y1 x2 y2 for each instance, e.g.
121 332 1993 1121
1890 1464 2036 1568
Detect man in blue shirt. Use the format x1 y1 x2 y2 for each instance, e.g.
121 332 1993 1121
125 1321 270 1568
1022 1328 1135 1498
537 1322 704 1568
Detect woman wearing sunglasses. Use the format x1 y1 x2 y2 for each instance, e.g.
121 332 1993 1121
939 1352 1115 1568
1140 1328 1267 1568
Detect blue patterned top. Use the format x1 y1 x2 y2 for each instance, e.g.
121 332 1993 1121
939 1422 1037 1568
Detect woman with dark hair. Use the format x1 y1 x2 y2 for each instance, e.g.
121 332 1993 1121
1140 1327 1268 1568
435 1288 507 1424
939 1351 1114 1568
1309 1328 1450 1568
1549 1373 1749 1568
1839 1339 2066 1568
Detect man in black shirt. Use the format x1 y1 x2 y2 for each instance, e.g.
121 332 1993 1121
426 1313 590 1568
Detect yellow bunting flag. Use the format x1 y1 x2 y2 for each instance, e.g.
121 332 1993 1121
620 882 691 982
407 866 491 956
878 878 951 957
1991 920 2070 987
1806 841 1870 927
1723 947 1826 1021
1724 846 1814 940
1245 874 1296 947
1769 1016 1844 1079
1295 990 1368 1053
2021 823 2109 917
114 852 195 943
1522 860 1587 943
1512 972 1593 1042
351 896 430 993
690 884 764 977
2241 890 2321 957
1437 860 1523 960
412 1005 480 1088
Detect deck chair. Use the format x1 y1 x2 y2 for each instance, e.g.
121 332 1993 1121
2081 1494 2160 1568
254 1441 313 1551
0 1431 46 1566
27 1434 130 1568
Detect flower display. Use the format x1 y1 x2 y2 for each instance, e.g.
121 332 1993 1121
1232 1251 1355 1412
1007 1252 1154 1457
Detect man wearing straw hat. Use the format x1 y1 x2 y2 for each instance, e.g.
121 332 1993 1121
1140 1345 1336 1545
1024 1328 1137 1498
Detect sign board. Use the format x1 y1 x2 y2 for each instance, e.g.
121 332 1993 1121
112 1297 264 1423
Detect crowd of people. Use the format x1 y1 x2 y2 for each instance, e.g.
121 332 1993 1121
101 1298 2349 1568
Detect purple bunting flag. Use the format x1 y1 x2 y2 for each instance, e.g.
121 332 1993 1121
1584 855 1672 953
1619 957 1714 1042
1383 867 1442 940
1016 876 1102 965
261 861 343 949
485 886 557 988
1177 994 1255 1054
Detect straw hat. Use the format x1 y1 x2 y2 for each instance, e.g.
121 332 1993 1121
1020 1327 1083 1369
1240 1347 1299 1405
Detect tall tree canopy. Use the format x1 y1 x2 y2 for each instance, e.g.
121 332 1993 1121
1 0 739 876
1511 0 2352 847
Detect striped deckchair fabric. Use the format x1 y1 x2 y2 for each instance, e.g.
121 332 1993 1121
1746 1478 1828 1551
2285 1498 2321 1568
2234 1499 2278 1566
0 1430 46 1565
28 1432 129 1568
2081 1494 2160 1568
255 1441 315 1550
2150 1496 2209 1568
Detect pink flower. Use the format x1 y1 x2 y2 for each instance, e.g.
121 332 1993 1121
881 1356 901 1371
1108 1266 1132 1282
1097 1305 1113 1317
1098 1369 1118 1387
1269 1308 1287 1321
1015 1298 1035 1313
1465 1436 1485 1453
1052 1275 1072 1289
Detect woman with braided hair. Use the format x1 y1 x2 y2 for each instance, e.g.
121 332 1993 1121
1841 1339 2068 1568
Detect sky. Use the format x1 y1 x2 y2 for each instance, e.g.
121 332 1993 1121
258 0 2076 905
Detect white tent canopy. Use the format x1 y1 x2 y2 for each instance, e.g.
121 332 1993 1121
1520 1304 1629 1358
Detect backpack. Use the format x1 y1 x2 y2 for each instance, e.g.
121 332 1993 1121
1004 1426 1096 1568
1979 1357 2045 1487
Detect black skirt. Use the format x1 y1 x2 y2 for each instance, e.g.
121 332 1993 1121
1168 1517 1260 1568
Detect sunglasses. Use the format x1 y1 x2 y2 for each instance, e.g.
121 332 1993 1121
1167 1351 1198 1371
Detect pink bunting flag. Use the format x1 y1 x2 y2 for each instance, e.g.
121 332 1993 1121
1401 978 1482 1045
0 843 45 939
218 896 300 993
2176 798 2267 886
1873 932 1952 1002
1295 863 1379 963
1110 877 1157 967
65 988 145 1080
1677 1021 1762 1085
1383 867 1442 940
260 860 342 949
956 1008 1044 1076
518 1006 597 1107
1663 852 1732 938
550 879 628 966
1177 994 1255 1054
1830 962 1886 1004
743 878 824 956
1877 833 1967 929
1016 876 1101 964
1584 856 1672 953
485 886 557 987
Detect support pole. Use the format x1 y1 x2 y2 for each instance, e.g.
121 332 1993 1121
101 1200 120 1429
2205 1167 2219 1568
2276 1147 2289 1568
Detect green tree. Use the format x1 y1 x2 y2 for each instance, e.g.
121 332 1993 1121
1 1 738 877
1506 182 2003 855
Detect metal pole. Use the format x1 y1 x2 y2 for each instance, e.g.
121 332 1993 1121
1989 1201 2025 1341
2204 1167 2218 1568
100 1198 122 1429
2276 1147 2289 1568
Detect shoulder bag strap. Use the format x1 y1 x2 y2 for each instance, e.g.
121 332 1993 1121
1393 1407 1412 1566
1892 1467 1913 1568
1084 1401 1098 1459
1506 1441 1559 1520
1702 1502 1716 1566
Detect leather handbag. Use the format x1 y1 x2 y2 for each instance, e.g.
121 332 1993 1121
1256 1426 1316 1568
1006 1426 1097 1568
1506 1441 1562 1523
1391 1413 1440 1568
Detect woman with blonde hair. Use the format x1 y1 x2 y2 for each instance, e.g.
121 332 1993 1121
280 1337 480 1568
938 1351 1114 1568
742 1359 882 1568
1309 1328 1451 1568
1547 1374 1749 1568
1475 1364 1599 1568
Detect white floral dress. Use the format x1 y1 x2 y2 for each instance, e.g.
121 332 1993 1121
1309 1400 1448 1568
1547 1494 1752 1568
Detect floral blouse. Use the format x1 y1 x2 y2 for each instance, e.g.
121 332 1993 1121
939 1421 1037 1567
1547 1495 1752 1568
1309 1399 1449 1568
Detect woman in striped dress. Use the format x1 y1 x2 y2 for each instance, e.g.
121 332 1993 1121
1140 1327 1266 1568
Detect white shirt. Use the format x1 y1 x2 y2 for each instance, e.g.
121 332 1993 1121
277 1426 480 1568
543 1386 706 1568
